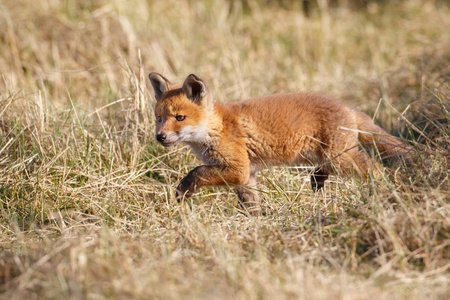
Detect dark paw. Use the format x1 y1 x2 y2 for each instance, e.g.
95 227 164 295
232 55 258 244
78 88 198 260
176 171 200 202
311 178 325 192
176 182 192 202
311 168 328 192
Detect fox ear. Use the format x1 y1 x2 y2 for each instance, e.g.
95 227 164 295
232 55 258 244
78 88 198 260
182 74 206 104
149 72 170 102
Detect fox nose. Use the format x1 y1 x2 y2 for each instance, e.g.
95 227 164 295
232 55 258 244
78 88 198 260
156 134 166 142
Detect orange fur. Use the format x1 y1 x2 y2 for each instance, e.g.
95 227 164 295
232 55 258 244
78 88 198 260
149 73 411 216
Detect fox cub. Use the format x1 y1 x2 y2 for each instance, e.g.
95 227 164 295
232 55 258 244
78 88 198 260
149 72 410 215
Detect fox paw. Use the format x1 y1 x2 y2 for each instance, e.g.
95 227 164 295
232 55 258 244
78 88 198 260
176 183 193 202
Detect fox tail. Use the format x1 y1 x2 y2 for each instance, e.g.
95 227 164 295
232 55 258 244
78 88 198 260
355 111 412 161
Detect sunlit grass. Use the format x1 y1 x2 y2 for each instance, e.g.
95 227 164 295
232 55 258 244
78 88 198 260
0 0 449 299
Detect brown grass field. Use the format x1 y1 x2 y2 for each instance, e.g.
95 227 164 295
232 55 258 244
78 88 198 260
0 0 449 299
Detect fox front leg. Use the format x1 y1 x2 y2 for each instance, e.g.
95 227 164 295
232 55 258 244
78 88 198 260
234 172 260 216
176 165 249 201
176 168 201 201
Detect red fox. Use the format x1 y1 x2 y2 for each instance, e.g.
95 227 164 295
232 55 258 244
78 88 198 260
149 72 411 215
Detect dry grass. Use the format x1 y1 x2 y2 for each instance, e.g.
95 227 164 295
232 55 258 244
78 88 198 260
0 0 449 299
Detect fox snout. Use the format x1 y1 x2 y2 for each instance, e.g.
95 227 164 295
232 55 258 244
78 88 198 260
155 130 179 147
155 131 172 146
156 133 166 142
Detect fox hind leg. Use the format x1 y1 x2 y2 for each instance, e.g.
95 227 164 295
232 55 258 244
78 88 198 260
329 149 382 183
311 168 329 192
311 148 376 192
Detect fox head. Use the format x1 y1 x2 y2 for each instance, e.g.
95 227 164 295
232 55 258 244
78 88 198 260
149 73 211 147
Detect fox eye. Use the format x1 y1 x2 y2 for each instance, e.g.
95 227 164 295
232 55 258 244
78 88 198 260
157 116 162 122
175 115 185 121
